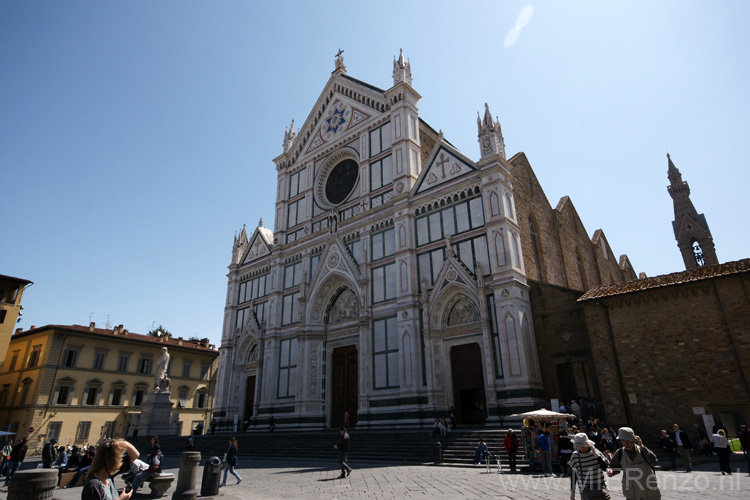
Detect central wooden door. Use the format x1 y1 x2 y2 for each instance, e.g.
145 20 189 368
244 375 256 425
450 343 487 426
331 345 358 428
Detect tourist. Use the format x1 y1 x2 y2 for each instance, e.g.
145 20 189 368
473 439 488 465
220 437 242 486
0 438 12 477
659 430 677 470
711 429 732 475
607 427 660 500
130 436 162 493
558 431 573 477
569 433 609 500
504 429 520 473
538 430 554 477
333 428 352 478
3 438 27 487
81 439 138 500
670 424 693 472
42 438 58 468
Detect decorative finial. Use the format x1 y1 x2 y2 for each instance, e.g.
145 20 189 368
334 49 346 73
259 218 263 227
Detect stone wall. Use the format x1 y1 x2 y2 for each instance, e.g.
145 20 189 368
529 281 600 404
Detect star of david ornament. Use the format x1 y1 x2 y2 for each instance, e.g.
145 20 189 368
326 108 346 134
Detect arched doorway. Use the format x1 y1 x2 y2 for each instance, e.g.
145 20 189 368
450 343 487 426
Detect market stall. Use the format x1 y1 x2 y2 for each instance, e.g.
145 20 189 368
510 408 576 472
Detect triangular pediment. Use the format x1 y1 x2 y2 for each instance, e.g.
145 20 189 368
241 226 274 265
276 73 389 168
427 249 479 305
414 143 477 195
424 249 482 329
306 235 362 325
674 214 709 240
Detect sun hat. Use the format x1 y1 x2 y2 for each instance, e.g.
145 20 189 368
617 427 635 442
573 433 589 446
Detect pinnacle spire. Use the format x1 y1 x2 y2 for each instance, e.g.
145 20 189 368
392 48 412 86
477 102 505 160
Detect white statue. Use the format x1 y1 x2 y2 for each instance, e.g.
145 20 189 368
154 347 171 392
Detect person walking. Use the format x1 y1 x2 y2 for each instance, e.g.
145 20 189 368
0 438 12 477
558 431 573 477
334 427 352 478
607 427 660 500
711 429 732 475
504 429 520 473
2 438 27 487
568 433 610 500
220 437 242 486
42 438 58 468
670 423 693 472
538 430 555 477
81 439 139 500
659 429 677 470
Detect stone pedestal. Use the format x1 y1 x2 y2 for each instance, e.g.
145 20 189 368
172 451 201 500
8 469 57 500
138 390 178 436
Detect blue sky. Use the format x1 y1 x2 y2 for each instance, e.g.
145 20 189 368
2 1 748 347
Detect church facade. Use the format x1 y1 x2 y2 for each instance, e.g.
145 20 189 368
213 52 637 429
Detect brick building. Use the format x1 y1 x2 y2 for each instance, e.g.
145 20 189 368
579 259 750 436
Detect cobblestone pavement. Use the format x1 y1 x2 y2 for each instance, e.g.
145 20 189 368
1 458 747 500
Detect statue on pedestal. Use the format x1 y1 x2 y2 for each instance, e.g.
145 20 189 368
153 347 171 393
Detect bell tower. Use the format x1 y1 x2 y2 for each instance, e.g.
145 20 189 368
667 154 718 269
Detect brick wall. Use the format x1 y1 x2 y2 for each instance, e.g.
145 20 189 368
582 273 750 436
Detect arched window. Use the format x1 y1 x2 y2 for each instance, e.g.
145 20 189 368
692 240 705 266
529 218 544 280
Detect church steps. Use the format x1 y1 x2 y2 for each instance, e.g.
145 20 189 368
145 428 513 466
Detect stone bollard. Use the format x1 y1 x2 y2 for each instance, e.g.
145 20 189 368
172 451 201 500
433 442 443 464
8 469 57 500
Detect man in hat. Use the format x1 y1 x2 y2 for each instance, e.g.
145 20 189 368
42 438 58 468
607 427 660 500
569 432 609 500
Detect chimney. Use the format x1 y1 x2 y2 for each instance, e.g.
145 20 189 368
89 322 96 331
15 328 23 334
201 338 210 348
177 337 183 346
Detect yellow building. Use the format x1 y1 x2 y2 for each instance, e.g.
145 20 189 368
0 323 218 452
0 274 33 370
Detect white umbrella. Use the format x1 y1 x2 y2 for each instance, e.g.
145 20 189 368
509 408 576 421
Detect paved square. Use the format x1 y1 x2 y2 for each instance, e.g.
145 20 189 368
1 458 747 500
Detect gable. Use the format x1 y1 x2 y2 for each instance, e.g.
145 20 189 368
414 146 476 195
304 98 375 156
242 230 273 265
